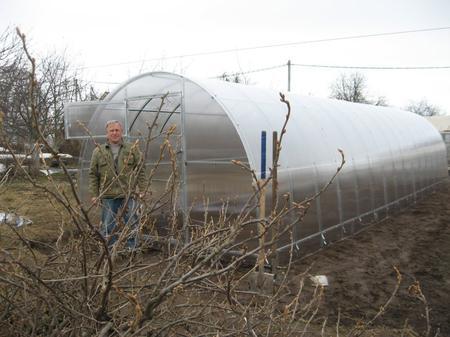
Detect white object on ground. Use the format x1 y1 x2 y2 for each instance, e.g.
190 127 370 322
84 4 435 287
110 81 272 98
0 212 33 227
310 275 329 287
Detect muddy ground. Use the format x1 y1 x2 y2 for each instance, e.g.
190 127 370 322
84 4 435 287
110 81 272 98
291 177 450 335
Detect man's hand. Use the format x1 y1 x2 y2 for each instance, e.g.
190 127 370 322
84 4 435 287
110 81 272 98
91 197 99 206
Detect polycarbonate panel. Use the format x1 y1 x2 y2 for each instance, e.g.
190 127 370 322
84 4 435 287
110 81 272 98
69 71 448 260
314 164 340 230
290 166 318 238
354 114 380 214
144 133 181 157
126 93 182 139
184 81 228 116
186 162 253 218
64 101 125 139
336 169 358 222
184 114 247 162
109 73 183 102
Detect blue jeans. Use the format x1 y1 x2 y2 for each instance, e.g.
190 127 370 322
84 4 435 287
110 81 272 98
101 198 139 249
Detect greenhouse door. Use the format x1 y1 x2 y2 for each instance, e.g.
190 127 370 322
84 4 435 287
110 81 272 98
125 92 189 240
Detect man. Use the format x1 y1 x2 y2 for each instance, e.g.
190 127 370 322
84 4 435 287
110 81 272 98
89 120 146 249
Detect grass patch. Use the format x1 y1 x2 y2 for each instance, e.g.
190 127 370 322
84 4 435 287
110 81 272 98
0 175 87 249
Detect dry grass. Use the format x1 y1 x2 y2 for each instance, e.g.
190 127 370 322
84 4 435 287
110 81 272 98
0 175 84 250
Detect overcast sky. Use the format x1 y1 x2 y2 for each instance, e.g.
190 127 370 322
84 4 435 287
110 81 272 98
1 0 449 114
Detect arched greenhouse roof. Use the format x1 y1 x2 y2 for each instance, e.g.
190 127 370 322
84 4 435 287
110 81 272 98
66 71 447 257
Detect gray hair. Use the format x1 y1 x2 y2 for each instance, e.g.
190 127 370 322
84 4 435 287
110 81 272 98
105 120 123 129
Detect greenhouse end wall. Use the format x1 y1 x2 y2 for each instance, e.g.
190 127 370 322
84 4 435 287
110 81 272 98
65 72 448 260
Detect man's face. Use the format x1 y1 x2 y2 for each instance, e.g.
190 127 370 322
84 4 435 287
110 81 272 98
106 122 123 144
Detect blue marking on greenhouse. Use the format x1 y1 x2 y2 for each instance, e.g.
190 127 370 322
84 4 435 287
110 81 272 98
261 130 267 179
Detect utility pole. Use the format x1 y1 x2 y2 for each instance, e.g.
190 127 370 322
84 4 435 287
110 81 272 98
287 60 291 92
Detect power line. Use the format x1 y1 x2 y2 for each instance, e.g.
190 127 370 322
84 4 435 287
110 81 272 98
210 64 286 79
291 63 450 70
77 26 450 70
94 62 450 85
212 62 450 80
90 81 122 84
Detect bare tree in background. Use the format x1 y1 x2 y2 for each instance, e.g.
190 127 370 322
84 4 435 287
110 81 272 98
371 95 388 107
0 27 90 174
218 71 251 84
0 28 25 146
0 28 21 64
406 99 441 116
330 72 368 103
330 72 388 106
35 51 85 149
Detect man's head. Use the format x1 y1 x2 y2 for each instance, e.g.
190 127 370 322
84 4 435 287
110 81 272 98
105 120 123 144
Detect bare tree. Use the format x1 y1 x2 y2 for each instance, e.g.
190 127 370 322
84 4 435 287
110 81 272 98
0 28 21 64
0 28 90 174
405 99 441 116
330 72 388 106
218 71 251 84
35 51 85 149
0 28 26 147
372 95 388 107
330 72 369 103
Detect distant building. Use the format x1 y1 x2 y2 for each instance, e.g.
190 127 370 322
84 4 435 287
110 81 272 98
426 115 450 132
426 116 450 169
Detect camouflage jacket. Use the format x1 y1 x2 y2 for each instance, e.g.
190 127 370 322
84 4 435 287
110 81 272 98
88 141 146 198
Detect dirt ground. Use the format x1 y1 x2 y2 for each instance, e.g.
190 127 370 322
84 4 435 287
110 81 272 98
292 177 450 336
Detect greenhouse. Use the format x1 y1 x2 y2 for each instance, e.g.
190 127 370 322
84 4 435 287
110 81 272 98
64 72 448 257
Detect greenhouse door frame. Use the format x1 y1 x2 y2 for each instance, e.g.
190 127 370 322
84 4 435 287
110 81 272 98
179 79 189 244
125 87 190 244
